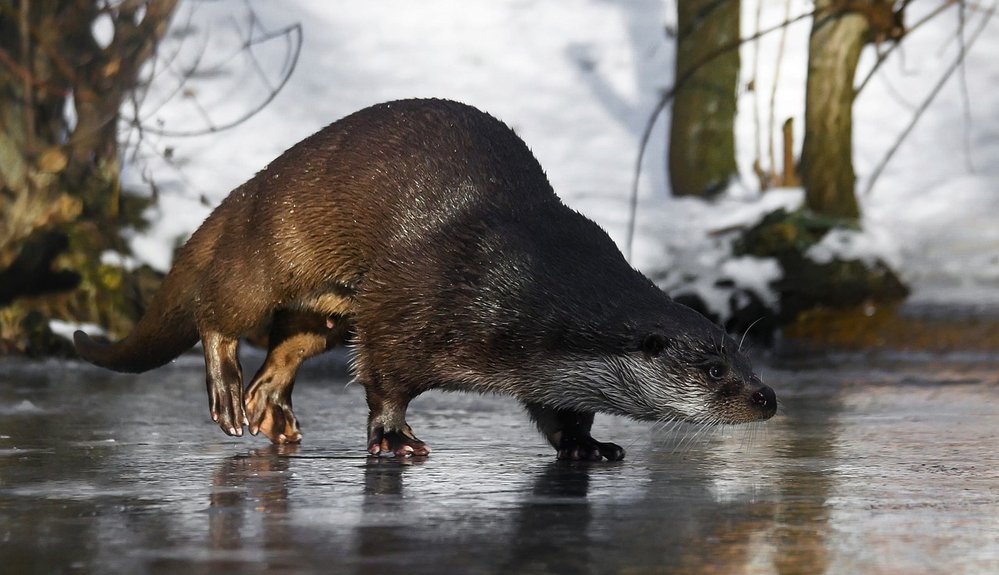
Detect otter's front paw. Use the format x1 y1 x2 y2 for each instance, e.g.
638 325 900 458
368 426 431 457
245 382 302 444
556 436 625 461
209 377 247 437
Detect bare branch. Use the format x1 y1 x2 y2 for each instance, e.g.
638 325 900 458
18 1 34 154
625 7 817 262
855 0 958 96
768 0 794 180
751 0 764 175
121 1 201 148
862 0 996 197
124 5 303 139
957 0 975 171
133 23 213 129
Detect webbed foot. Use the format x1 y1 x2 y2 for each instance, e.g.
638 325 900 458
210 383 247 437
525 403 625 462
367 424 431 457
243 309 343 444
556 435 625 461
204 332 247 437
245 377 302 444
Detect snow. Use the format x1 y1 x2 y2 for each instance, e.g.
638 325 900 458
118 0 999 314
806 227 901 269
90 12 115 50
127 193 211 272
48 319 105 341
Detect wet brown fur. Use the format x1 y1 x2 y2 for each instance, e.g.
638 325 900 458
75 99 777 460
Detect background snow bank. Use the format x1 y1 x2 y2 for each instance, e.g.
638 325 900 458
121 0 999 311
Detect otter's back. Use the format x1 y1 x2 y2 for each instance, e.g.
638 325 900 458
239 99 566 286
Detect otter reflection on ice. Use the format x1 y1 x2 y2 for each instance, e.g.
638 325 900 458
73 99 776 460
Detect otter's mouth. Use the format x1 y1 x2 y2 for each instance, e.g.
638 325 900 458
707 382 778 424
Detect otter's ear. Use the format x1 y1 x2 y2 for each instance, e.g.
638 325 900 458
640 333 670 358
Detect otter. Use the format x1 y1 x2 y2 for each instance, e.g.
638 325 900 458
74 99 777 461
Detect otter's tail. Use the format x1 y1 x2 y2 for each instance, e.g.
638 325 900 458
74 266 200 373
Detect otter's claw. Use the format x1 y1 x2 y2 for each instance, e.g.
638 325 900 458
208 375 247 437
204 332 246 437
368 426 431 457
245 381 302 444
557 437 625 461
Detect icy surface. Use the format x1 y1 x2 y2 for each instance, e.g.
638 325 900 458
2 356 998 574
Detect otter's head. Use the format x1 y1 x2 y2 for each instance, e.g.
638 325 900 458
621 302 777 425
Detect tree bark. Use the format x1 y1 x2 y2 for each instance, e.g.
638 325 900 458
669 0 740 197
0 0 177 354
799 0 872 219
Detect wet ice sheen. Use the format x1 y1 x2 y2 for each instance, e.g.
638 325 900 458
1 354 997 574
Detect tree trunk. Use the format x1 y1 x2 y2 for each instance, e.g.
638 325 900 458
799 0 871 219
0 0 177 354
669 0 740 198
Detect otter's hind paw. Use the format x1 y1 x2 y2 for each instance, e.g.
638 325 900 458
245 386 302 445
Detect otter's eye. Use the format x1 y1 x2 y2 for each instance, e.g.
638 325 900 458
707 364 727 380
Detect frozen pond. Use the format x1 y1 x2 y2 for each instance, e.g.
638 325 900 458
1 352 998 574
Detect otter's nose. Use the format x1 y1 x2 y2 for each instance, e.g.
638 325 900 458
751 385 777 418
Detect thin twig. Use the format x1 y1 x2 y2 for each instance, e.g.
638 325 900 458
625 6 817 261
767 0 794 185
751 0 764 174
19 1 35 155
855 0 956 96
957 1 975 171
863 0 996 197
141 25 212 123
136 22 302 137
123 2 200 154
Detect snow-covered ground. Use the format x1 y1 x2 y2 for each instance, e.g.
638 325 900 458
120 0 999 314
